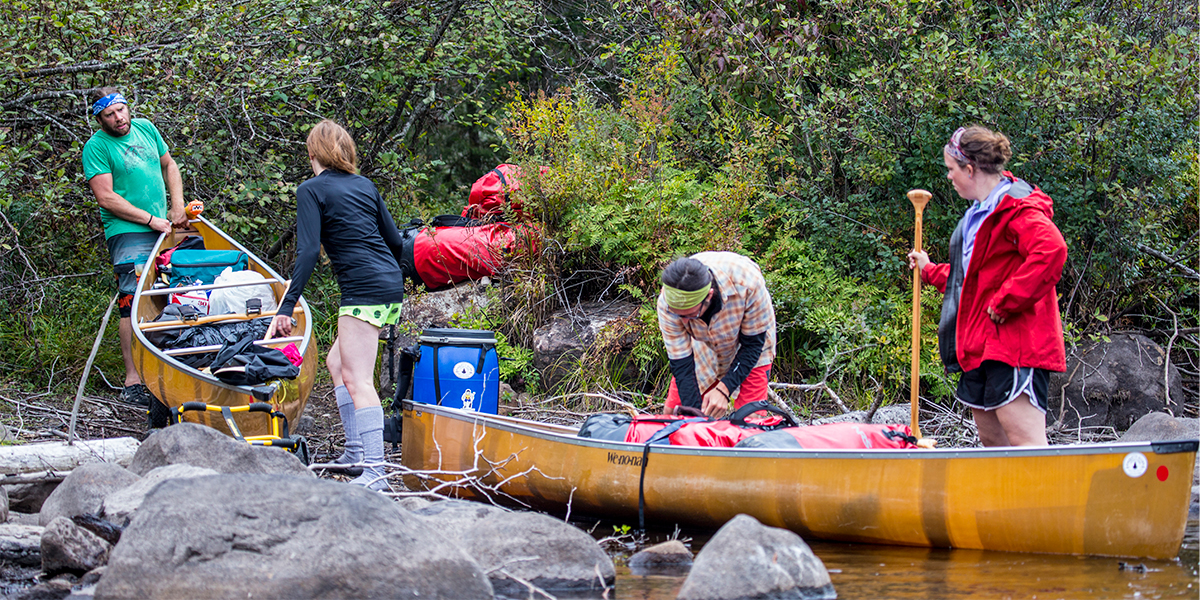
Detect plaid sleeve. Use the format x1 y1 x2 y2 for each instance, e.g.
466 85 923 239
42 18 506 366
657 294 693 360
739 277 773 336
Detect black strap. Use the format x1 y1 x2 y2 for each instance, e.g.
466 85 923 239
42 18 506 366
492 167 508 193
637 443 651 530
884 429 919 445
220 406 244 441
727 401 799 430
637 416 706 530
432 345 442 405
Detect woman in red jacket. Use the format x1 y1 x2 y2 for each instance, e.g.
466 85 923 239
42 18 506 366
908 126 1067 447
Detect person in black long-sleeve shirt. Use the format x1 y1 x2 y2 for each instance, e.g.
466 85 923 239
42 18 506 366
267 119 404 491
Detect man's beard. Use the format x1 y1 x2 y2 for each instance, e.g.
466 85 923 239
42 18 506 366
100 120 129 137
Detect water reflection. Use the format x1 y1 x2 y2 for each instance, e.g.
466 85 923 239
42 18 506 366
588 518 1198 600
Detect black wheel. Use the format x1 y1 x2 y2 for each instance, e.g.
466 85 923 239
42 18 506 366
148 397 171 430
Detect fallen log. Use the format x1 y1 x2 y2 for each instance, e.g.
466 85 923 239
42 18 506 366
0 438 140 478
0 523 44 566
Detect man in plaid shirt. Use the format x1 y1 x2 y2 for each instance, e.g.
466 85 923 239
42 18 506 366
657 252 776 418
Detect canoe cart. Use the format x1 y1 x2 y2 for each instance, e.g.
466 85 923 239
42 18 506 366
400 401 1198 559
131 216 316 462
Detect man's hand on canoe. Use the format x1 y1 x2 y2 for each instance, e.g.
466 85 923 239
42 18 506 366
266 314 293 339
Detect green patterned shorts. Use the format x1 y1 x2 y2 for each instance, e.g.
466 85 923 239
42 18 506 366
338 303 402 328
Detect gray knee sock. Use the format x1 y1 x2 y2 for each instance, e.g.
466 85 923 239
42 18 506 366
350 405 389 491
334 386 362 464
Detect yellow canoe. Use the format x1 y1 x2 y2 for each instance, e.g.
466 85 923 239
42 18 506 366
130 217 317 439
400 401 1197 559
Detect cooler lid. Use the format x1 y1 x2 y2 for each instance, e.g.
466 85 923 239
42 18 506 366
419 328 496 345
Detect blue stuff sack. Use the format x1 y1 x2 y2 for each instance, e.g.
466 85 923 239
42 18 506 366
168 249 249 287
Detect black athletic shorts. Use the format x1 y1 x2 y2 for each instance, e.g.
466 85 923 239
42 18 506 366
956 360 1049 413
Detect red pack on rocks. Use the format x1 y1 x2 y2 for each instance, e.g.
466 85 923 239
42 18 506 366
463 164 548 222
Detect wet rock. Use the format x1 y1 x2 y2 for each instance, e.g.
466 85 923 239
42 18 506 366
1 485 8 522
629 540 693 575
677 514 835 600
38 464 139 527
100 464 218 527
1118 412 1199 442
126 422 311 477
16 577 72 600
94 474 492 599
532 301 641 391
0 523 43 566
40 517 111 575
1049 334 1184 431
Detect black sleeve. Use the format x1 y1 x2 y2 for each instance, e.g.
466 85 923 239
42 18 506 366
668 354 703 409
277 187 321 318
720 331 766 393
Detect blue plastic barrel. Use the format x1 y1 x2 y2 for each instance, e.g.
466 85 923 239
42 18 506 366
411 328 500 414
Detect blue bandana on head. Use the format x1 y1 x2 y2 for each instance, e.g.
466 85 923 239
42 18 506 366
91 93 127 116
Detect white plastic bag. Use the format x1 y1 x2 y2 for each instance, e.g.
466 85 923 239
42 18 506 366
207 267 279 315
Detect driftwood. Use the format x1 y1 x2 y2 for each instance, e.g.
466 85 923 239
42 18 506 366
0 524 44 566
0 438 140 479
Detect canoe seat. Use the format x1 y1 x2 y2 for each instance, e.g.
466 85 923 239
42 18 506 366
139 308 304 332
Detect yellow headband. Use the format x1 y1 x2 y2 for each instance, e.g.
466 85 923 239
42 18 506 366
662 283 711 311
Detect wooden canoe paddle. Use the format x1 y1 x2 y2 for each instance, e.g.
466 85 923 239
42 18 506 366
908 189 932 441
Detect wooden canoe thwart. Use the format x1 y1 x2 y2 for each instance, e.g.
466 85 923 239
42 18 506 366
400 401 1198 559
130 217 317 438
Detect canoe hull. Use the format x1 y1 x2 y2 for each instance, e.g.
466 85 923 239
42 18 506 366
131 218 316 438
401 402 1197 558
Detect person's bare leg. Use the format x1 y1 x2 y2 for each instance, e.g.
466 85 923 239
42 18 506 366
972 407 1012 447
994 394 1049 446
335 316 388 490
335 318 381 409
118 317 141 387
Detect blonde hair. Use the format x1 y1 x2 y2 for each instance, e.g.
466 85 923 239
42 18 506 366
306 119 358 174
953 125 1013 175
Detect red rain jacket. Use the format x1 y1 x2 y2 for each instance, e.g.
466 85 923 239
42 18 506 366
921 174 1067 373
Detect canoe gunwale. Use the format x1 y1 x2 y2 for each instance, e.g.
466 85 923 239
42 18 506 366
130 217 315 396
403 401 1200 459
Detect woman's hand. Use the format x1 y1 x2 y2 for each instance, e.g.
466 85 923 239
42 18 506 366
265 314 294 339
907 250 930 272
987 306 1006 324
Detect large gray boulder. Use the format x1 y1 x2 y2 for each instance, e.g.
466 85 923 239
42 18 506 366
416 501 614 595
677 514 835 600
1118 412 1199 443
126 422 312 477
532 301 640 391
38 463 139 526
1049 334 1185 431
94 474 493 600
101 464 219 527
40 516 111 575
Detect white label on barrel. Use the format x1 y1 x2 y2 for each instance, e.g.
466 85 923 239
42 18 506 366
1122 452 1148 478
461 389 475 410
453 361 475 379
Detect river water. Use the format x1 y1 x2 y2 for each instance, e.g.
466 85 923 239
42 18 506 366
598 517 1198 600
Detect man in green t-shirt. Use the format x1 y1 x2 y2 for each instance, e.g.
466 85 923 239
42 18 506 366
82 86 188 407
